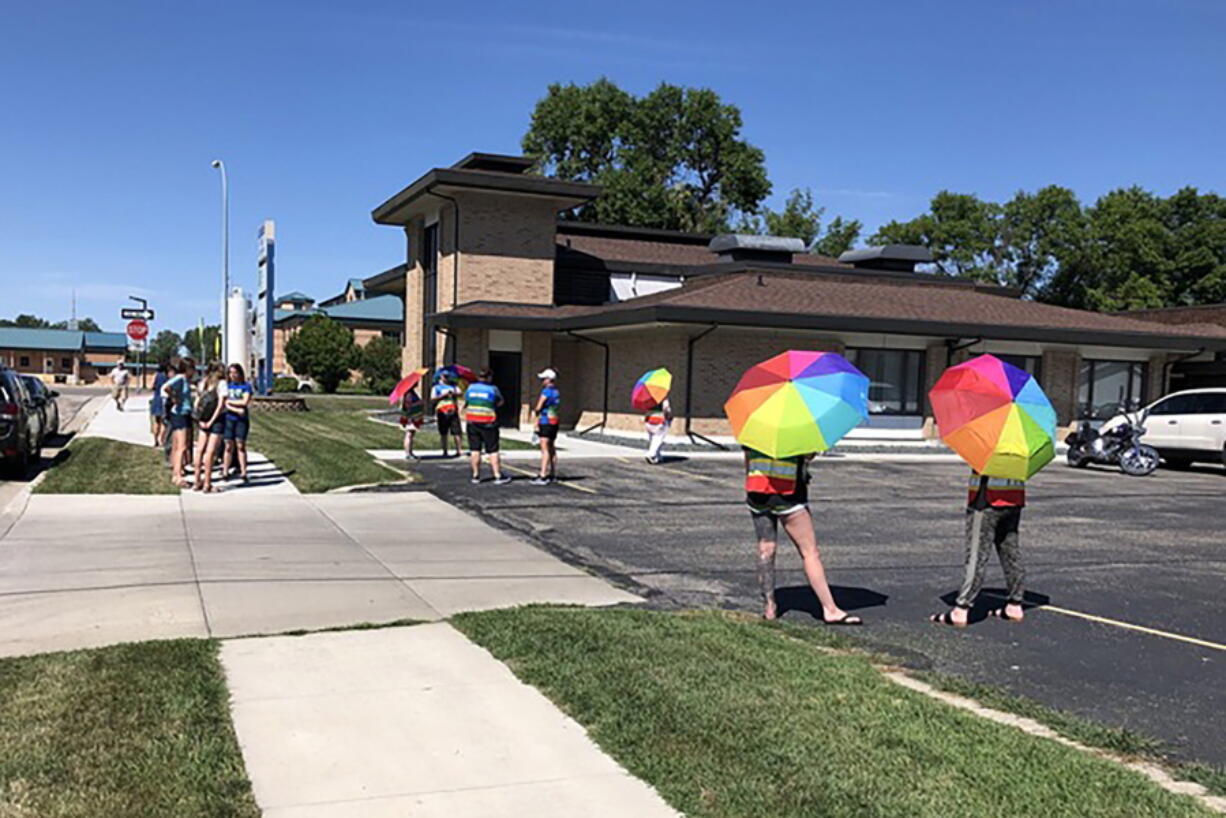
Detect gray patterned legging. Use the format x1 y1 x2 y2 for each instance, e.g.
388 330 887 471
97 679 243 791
956 507 1025 609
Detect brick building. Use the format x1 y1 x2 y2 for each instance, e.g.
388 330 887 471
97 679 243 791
364 152 1226 438
0 328 129 384
1121 304 1226 391
271 290 404 377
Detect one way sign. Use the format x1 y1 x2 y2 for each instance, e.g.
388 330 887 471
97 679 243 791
120 307 155 321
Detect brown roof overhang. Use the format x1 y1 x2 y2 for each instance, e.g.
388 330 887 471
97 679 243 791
372 168 600 225
431 303 1226 352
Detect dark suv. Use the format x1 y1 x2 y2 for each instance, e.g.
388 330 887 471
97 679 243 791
1 367 43 476
20 375 60 442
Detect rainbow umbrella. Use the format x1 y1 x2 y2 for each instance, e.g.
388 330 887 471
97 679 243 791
436 364 477 384
723 351 869 458
388 368 429 406
930 354 1056 480
631 368 673 411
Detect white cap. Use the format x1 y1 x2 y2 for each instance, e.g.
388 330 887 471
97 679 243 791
537 368 557 380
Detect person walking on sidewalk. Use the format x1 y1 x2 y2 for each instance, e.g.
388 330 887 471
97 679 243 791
644 397 672 465
192 365 226 493
431 374 464 458
222 363 253 484
149 361 169 447
109 361 130 411
400 386 424 460
931 471 1027 627
163 358 194 488
745 447 862 626
530 368 560 485
464 369 512 485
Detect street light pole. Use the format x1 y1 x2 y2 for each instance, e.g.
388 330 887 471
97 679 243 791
210 159 229 364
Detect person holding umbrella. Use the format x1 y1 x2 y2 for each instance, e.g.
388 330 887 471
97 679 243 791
632 368 673 465
927 354 1056 628
389 368 429 460
724 350 869 625
431 372 465 458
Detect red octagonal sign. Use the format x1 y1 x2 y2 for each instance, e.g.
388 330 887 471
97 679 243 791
126 319 149 341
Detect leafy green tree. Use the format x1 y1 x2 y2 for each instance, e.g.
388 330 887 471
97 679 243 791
813 216 862 259
183 324 221 364
872 192 1001 280
2 314 51 328
147 329 183 363
76 317 102 332
284 315 356 393
524 79 771 233
359 336 403 395
737 188 862 257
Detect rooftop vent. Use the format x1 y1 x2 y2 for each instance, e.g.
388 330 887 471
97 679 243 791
838 244 933 273
709 234 805 264
451 152 536 174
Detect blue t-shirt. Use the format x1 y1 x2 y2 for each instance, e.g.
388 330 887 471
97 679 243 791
226 382 253 418
150 371 168 415
538 386 560 427
166 375 193 417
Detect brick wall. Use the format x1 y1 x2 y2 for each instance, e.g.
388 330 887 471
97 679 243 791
1041 349 1081 426
453 192 557 307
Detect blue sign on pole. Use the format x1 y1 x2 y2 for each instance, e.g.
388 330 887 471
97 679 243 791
255 220 275 394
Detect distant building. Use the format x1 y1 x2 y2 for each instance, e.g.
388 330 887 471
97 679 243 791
1120 304 1226 391
0 328 128 384
361 151 1226 437
271 290 403 377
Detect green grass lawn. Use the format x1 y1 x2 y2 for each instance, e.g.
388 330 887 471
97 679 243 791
0 639 258 818
252 396 529 492
454 607 1214 818
34 437 176 495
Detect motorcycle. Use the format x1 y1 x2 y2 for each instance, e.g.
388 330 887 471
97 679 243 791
1064 402 1159 476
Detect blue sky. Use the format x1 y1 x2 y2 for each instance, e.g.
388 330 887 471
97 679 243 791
2 0 1223 335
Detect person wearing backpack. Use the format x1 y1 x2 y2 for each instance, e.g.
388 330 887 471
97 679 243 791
162 357 195 488
192 364 226 492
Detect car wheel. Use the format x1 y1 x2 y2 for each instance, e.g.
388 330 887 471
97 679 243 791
1164 456 1194 470
299 384 313 393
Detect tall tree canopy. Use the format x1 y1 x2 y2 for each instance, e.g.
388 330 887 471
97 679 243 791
147 330 183 363
874 185 1225 308
523 79 771 233
284 315 356 394
183 324 221 363
739 188 863 258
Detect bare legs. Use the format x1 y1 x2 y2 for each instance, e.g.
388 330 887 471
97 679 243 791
470 450 505 481
755 508 858 624
170 428 188 487
199 433 222 492
537 438 556 479
403 427 417 459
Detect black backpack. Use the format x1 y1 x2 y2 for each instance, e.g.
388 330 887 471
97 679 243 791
195 387 219 421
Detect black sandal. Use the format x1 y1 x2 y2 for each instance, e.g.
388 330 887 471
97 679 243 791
823 613 863 626
989 605 1024 622
929 611 968 628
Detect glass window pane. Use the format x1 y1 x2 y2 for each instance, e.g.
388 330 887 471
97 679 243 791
1090 361 1131 419
850 349 921 415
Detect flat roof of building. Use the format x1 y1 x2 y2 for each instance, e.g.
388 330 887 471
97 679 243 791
0 327 127 352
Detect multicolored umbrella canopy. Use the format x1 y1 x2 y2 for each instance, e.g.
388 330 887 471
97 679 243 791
387 368 429 407
930 354 1057 480
435 364 477 384
631 368 673 410
723 351 869 458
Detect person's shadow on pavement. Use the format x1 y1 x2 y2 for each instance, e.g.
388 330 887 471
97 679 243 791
775 584 889 620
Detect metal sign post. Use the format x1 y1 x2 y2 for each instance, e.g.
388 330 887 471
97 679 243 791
255 220 276 395
126 295 152 390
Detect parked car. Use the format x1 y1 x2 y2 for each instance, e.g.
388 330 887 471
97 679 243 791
1103 388 1226 469
0 367 43 476
20 375 60 442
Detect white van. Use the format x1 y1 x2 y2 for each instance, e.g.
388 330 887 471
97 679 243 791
1129 388 1226 469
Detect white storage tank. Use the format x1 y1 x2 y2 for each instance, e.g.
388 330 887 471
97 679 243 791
226 287 250 368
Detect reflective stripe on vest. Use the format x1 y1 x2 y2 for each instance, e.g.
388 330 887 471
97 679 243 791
746 454 801 495
967 473 1026 507
645 408 667 426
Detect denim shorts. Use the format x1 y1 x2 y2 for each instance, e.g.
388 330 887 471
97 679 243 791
169 414 191 431
224 414 249 441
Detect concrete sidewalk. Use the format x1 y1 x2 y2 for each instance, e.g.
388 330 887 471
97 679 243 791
81 395 296 496
0 489 638 656
222 623 679 817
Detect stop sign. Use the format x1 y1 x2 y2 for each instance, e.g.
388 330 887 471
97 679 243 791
126 319 149 341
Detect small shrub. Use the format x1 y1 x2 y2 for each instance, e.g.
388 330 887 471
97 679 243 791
273 376 299 393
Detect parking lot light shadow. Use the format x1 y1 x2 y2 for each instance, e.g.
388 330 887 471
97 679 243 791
776 584 889 620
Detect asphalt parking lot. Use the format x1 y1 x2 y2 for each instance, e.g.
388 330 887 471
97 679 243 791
416 451 1226 767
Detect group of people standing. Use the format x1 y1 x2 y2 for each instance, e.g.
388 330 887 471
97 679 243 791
399 366 563 485
148 358 253 491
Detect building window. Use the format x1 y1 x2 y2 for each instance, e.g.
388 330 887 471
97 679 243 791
61 357 72 369
1078 360 1147 420
44 358 54 373
381 329 403 343
847 348 924 415
422 222 440 366
19 356 30 368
